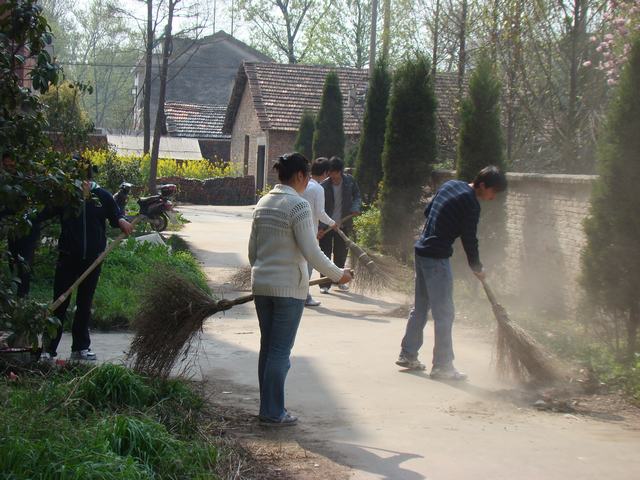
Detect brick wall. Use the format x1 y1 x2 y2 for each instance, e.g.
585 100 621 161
158 176 256 205
229 86 264 181
432 170 596 313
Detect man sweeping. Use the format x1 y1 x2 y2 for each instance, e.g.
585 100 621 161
396 166 507 380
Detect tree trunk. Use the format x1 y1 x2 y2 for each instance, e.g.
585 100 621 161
143 0 153 154
457 0 467 98
368 0 378 73
565 0 586 171
381 0 391 61
149 0 176 193
627 302 639 360
431 0 440 78
505 0 522 164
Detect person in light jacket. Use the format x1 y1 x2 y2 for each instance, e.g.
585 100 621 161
249 152 352 426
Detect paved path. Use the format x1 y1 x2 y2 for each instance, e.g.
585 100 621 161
76 204 640 480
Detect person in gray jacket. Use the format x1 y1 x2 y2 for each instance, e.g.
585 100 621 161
319 156 362 293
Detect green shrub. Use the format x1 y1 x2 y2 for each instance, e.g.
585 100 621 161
353 207 381 250
72 364 153 410
29 237 209 330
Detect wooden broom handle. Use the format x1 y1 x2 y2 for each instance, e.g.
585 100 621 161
217 275 352 310
479 278 499 308
49 215 143 312
320 214 356 235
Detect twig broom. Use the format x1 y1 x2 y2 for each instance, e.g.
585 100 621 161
480 278 560 385
127 270 344 377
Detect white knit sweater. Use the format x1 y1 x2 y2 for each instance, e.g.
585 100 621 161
249 184 344 299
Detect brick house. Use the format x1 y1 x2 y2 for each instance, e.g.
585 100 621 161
223 62 464 191
133 30 273 131
164 102 230 161
222 62 369 190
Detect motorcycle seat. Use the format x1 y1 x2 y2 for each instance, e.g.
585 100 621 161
138 196 159 207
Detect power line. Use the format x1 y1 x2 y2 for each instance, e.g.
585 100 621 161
57 61 242 70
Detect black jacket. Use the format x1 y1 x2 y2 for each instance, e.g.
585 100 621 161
55 183 123 260
320 174 362 230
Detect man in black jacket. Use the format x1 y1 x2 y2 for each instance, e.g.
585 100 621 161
318 156 361 293
42 159 133 361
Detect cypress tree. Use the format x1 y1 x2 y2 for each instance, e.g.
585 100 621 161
379 54 437 258
456 54 507 270
294 110 315 160
312 71 345 159
581 38 640 359
456 53 506 180
355 59 392 205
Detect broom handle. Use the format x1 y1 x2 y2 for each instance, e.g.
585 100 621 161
49 215 143 312
320 214 355 235
221 277 348 308
479 278 499 308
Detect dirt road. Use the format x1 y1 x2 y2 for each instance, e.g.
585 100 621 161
66 204 640 479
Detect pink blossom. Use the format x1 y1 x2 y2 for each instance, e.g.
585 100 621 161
590 36 597 43
604 33 615 41
614 18 626 27
582 60 592 67
607 78 617 86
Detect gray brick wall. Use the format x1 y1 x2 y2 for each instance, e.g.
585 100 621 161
432 170 596 313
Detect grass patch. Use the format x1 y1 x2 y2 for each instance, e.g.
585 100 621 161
29 236 208 331
0 364 222 479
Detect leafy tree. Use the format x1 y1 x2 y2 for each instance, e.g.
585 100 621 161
581 37 640 359
41 81 94 154
312 71 345 159
237 0 331 63
379 53 437 258
1 0 81 344
355 59 391 205
456 53 505 180
294 110 315 160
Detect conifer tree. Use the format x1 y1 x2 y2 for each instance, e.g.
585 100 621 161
312 71 345 159
355 60 392 205
456 54 507 269
582 38 640 359
456 53 506 179
294 110 315 160
379 54 437 257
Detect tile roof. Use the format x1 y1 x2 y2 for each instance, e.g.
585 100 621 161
224 62 369 135
223 62 466 147
165 102 231 140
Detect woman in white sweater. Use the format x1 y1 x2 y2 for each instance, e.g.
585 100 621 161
249 152 352 426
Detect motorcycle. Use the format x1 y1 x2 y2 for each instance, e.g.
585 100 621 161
113 182 177 232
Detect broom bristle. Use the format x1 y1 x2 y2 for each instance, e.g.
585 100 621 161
492 303 560 384
350 248 413 294
128 269 221 377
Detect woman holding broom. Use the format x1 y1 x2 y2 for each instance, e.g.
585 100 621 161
249 152 352 426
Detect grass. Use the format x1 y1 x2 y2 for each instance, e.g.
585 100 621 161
29 234 209 330
0 363 222 479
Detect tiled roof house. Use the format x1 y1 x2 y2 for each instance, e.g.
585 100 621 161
223 62 465 190
164 102 231 160
133 31 273 133
223 63 369 189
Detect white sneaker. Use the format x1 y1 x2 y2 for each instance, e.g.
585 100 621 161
305 296 321 307
395 354 426 370
338 283 350 291
39 352 54 365
430 366 467 381
319 287 330 294
70 349 97 361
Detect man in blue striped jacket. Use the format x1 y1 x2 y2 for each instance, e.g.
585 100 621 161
396 166 507 380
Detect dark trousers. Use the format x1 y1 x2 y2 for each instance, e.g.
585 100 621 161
47 254 102 356
319 227 350 286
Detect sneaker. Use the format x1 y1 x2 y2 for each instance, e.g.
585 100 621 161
259 413 298 427
39 352 54 365
430 366 467 381
305 296 321 307
319 286 330 294
70 349 97 361
395 354 426 370
337 283 350 291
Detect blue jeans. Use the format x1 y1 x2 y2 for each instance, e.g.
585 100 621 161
400 255 455 368
254 295 305 421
